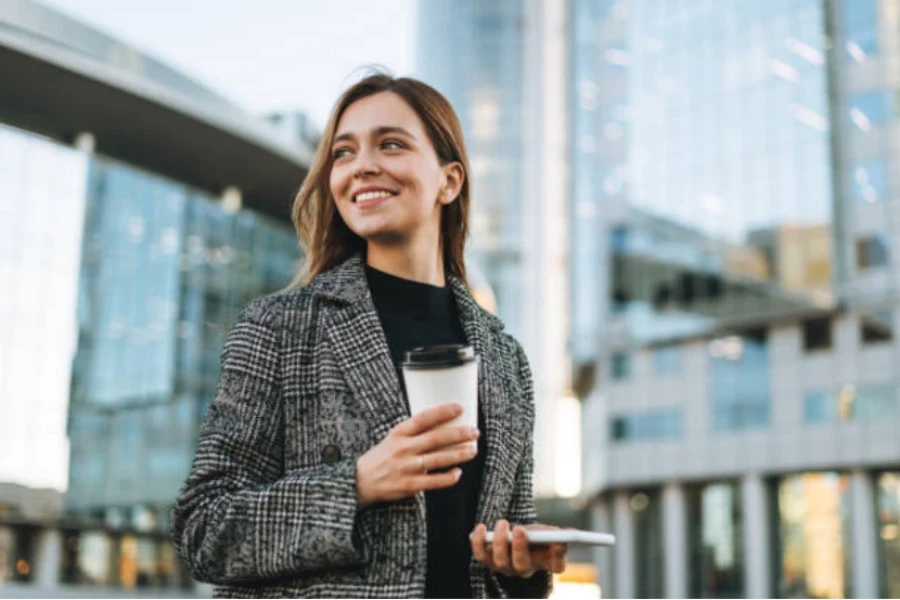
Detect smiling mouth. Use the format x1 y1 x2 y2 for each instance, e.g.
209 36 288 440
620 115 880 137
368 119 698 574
353 189 398 205
353 190 397 202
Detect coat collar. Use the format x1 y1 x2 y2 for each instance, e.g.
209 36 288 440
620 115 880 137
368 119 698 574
310 254 505 334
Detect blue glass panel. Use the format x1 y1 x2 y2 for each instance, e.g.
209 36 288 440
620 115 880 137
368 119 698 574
852 160 888 204
804 390 834 423
611 409 682 441
850 92 893 126
855 384 897 419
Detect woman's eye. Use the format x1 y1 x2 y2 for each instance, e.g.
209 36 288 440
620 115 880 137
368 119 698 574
382 140 404 150
332 147 352 159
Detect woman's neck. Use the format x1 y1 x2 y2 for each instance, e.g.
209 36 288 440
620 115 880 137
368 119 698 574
366 241 445 287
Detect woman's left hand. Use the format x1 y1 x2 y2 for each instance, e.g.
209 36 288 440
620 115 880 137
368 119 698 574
470 520 567 578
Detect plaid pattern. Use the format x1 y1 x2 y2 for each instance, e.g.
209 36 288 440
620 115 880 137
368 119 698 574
171 255 551 598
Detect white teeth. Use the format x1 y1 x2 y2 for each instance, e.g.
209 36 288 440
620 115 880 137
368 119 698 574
355 190 394 203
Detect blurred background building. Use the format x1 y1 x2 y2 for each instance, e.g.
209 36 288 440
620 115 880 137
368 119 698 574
0 0 306 594
569 0 900 598
421 0 900 598
3 0 900 598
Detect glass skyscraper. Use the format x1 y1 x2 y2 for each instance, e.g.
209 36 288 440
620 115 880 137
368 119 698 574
0 1 305 591
574 1 900 598
417 0 528 340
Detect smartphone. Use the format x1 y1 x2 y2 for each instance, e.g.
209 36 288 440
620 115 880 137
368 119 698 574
475 529 616 547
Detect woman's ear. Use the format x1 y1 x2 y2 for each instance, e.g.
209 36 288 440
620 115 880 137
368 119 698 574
439 162 465 205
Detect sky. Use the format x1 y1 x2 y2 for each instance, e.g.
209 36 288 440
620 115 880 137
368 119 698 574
39 0 418 131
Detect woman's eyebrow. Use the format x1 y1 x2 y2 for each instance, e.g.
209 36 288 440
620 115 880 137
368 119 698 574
333 126 417 145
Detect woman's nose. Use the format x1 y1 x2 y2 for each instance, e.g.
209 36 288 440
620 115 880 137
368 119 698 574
353 149 381 178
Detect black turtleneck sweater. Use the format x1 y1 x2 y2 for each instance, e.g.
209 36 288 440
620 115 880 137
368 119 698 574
366 265 487 599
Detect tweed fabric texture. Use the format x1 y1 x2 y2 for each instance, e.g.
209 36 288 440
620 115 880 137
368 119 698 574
171 255 552 598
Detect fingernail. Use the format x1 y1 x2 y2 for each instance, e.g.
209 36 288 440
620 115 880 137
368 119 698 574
469 427 479 437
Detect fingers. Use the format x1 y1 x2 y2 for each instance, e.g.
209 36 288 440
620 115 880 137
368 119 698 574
492 520 511 571
411 442 478 473
552 543 568 573
471 523 491 567
511 526 533 574
531 543 568 574
409 424 479 455
410 468 463 492
393 403 462 436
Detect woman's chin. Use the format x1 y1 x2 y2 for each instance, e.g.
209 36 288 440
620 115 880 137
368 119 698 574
354 225 407 245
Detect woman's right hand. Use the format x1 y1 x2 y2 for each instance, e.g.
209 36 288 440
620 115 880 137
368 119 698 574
355 403 480 508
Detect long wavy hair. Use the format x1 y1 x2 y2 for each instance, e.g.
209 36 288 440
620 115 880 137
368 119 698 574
289 72 472 287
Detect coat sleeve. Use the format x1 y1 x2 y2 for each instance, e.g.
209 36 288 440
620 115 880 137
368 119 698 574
170 298 369 585
493 340 553 599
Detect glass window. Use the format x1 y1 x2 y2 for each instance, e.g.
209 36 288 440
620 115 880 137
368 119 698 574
842 0 878 57
687 482 744 598
877 472 900 598
776 473 852 599
856 235 890 269
804 390 836 423
611 352 630 380
611 409 682 442
849 92 893 130
861 310 893 344
851 160 888 204
77 531 112 586
654 345 681 374
802 318 832 351
854 384 897 419
709 332 770 431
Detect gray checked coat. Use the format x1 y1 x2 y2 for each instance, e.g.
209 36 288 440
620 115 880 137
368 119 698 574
171 255 552 598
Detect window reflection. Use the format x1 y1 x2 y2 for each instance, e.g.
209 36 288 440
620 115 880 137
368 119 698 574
709 330 770 431
855 235 890 270
860 310 893 344
574 0 835 348
611 409 681 442
611 352 630 380
776 473 852 599
77 531 112 586
67 153 299 516
841 0 879 57
849 92 893 131
688 482 744 598
851 160 887 204
804 384 896 423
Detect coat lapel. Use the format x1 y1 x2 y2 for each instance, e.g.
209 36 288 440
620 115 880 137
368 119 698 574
450 277 521 527
313 256 410 443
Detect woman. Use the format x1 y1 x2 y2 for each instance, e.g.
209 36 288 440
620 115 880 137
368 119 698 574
171 72 567 598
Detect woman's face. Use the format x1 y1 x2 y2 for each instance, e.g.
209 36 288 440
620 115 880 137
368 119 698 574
329 91 461 246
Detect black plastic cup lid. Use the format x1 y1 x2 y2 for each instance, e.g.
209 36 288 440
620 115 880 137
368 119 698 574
402 344 477 369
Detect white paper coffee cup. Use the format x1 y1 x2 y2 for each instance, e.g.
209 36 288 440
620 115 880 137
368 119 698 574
401 344 479 447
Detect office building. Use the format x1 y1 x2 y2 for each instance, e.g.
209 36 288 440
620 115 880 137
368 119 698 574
0 0 307 591
572 1 900 597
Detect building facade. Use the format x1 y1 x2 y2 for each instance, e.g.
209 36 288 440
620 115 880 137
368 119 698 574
417 0 573 500
0 0 306 592
573 0 900 598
